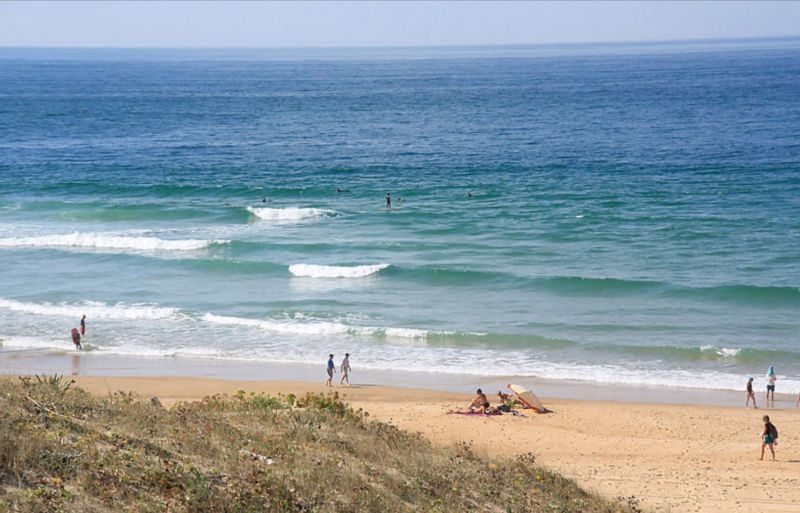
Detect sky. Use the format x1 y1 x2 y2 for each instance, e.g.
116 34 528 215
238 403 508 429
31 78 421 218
0 1 798 48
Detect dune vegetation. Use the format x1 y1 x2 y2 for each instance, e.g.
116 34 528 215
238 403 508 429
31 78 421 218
0 375 637 512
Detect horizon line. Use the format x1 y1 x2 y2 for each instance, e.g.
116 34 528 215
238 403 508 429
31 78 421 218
2 34 799 52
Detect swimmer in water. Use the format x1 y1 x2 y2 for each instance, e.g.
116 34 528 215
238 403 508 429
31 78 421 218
386 193 391 208
262 197 267 203
468 192 473 198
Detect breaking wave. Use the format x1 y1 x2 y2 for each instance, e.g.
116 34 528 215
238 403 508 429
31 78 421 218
0 232 229 252
245 206 335 222
288 263 390 278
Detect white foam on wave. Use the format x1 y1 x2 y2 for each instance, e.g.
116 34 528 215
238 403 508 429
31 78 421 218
0 335 72 351
0 232 229 251
201 313 428 339
246 206 335 222
288 263 390 278
701 345 741 358
0 298 181 320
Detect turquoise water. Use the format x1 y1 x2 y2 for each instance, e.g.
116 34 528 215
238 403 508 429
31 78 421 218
1 40 798 392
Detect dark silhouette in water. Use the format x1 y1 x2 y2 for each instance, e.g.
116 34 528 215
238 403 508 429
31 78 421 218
386 193 391 208
337 187 350 193
71 327 82 350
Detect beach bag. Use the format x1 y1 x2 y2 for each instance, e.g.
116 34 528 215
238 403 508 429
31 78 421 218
768 423 778 440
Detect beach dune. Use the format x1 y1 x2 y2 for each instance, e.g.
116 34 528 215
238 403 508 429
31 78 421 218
71 376 800 513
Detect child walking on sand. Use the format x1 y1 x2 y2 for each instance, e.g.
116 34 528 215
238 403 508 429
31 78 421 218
760 415 778 461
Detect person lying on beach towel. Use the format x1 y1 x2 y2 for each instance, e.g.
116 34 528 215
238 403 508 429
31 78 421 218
448 402 502 416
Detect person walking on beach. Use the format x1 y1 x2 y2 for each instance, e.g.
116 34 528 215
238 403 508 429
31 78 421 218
745 377 757 408
80 314 86 337
760 415 778 461
766 366 777 408
70 327 82 351
385 193 391 209
340 353 351 385
325 354 335 387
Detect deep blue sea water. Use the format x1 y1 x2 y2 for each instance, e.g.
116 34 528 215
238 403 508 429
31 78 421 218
1 40 798 392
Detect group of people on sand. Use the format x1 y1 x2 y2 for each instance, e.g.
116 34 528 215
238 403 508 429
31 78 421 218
743 366 795 462
449 388 525 415
745 366 800 409
70 314 87 350
325 353 352 386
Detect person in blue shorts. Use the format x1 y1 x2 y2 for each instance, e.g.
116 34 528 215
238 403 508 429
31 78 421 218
325 354 335 387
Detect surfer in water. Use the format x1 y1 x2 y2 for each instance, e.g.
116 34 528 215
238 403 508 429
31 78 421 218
70 327 82 351
337 187 349 193
386 193 391 209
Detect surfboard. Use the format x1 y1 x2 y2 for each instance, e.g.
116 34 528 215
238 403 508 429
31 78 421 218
507 383 546 412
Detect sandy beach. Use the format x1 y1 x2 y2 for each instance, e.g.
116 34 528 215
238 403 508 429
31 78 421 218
59 375 800 513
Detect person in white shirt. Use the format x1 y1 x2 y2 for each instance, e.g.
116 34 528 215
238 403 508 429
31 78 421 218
339 353 352 385
765 366 777 408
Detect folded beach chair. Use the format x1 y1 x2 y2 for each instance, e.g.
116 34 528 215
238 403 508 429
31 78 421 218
507 383 550 414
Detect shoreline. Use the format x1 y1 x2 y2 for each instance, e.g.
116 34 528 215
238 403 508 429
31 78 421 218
1 349 798 408
20 372 800 513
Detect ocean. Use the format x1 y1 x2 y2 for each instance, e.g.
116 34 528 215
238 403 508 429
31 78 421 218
1 40 798 393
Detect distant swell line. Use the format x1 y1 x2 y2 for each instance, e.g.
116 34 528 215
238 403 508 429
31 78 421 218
393 269 800 306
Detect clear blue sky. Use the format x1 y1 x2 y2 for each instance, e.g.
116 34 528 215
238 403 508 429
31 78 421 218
1 1 798 48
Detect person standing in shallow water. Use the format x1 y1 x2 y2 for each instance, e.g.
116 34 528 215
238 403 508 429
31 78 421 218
745 377 757 408
385 193 391 209
80 314 86 337
325 354 335 387
765 366 777 408
340 353 351 385
70 327 82 350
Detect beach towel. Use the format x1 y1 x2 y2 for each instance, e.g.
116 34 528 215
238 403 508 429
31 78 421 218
447 411 500 417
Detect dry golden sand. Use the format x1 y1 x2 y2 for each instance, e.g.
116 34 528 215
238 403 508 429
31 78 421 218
70 376 800 513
